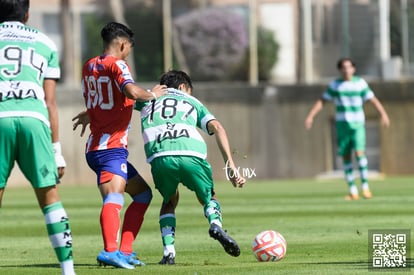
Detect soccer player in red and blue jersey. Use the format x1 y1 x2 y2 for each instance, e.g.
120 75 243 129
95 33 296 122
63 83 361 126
74 22 166 269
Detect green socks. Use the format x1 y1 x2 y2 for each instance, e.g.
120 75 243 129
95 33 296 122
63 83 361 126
42 201 75 275
159 213 176 257
204 199 222 227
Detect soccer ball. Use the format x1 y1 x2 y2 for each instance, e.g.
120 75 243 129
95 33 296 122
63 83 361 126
252 230 287 262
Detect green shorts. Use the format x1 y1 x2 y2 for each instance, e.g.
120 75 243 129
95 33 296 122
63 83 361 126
150 155 214 205
336 123 366 156
0 117 58 189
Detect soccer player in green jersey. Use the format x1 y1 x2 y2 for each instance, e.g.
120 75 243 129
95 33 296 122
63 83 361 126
135 70 246 264
305 58 390 200
0 0 75 274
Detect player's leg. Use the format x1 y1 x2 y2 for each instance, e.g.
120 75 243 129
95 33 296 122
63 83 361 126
342 154 359 200
0 117 17 208
119 163 152 265
150 156 180 264
17 118 75 275
355 151 371 198
337 124 358 200
158 190 179 265
86 149 134 269
34 186 75 275
354 126 371 199
196 192 222 227
98 175 126 252
0 188 4 208
180 156 240 257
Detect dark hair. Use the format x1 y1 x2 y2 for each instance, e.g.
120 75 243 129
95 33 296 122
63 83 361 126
0 0 29 23
337 57 355 70
160 70 193 90
101 22 135 48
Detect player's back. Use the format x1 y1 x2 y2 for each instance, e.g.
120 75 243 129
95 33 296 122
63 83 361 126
136 88 216 162
82 55 135 152
0 21 60 125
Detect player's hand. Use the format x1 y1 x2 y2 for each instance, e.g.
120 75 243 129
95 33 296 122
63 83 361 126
53 142 66 179
381 113 390 128
304 116 313 130
72 111 89 137
226 166 246 188
150 84 168 99
57 167 65 179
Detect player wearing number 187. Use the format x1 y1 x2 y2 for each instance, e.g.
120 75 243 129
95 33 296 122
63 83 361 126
0 0 74 274
76 22 167 269
135 70 246 264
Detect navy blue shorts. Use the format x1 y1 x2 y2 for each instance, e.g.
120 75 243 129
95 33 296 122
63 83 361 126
86 148 138 185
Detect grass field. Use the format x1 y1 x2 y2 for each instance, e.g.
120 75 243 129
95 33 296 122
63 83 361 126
0 177 413 274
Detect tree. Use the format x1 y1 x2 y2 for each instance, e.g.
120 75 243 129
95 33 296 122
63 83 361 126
60 0 74 83
173 7 248 81
105 0 136 77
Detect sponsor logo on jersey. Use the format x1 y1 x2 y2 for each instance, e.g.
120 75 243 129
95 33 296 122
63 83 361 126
0 81 37 101
157 123 190 143
0 31 35 42
121 163 127 173
116 60 133 80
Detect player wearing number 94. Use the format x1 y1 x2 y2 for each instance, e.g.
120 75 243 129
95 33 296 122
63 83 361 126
0 0 75 274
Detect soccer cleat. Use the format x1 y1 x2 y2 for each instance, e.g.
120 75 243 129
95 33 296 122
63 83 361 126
96 250 135 269
158 253 175 265
209 223 240 257
344 193 359 200
120 251 145 266
362 190 373 199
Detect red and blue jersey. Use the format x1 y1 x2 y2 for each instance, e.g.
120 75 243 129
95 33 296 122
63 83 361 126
81 55 135 153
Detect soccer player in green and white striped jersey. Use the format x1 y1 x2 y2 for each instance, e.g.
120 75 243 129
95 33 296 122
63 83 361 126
135 70 246 264
0 1 74 274
305 58 390 200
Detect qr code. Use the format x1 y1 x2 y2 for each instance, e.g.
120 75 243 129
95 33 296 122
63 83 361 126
369 230 411 270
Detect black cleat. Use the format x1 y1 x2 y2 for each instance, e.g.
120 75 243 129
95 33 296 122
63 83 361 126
159 253 175 265
209 223 240 257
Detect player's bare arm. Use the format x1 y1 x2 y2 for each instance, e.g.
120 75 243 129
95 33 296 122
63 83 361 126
305 98 325 130
72 111 90 137
369 97 390 128
207 119 246 187
123 83 167 101
44 79 59 142
44 78 66 178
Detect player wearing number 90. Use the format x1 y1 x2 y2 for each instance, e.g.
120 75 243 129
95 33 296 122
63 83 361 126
135 70 246 264
0 0 75 274
74 21 167 269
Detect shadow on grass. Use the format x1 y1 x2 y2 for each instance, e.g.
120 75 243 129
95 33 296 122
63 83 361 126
299 260 367 270
302 258 414 269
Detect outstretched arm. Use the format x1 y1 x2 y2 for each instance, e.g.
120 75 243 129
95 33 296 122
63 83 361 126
304 99 325 130
123 83 167 101
369 97 390 127
207 120 246 187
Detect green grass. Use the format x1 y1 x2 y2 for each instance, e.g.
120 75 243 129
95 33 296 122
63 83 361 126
0 177 413 274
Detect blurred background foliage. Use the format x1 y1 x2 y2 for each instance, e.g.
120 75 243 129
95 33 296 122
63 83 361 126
82 2 279 81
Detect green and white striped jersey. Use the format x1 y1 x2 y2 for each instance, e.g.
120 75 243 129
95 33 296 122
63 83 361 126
0 21 60 127
135 88 216 163
322 76 374 127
